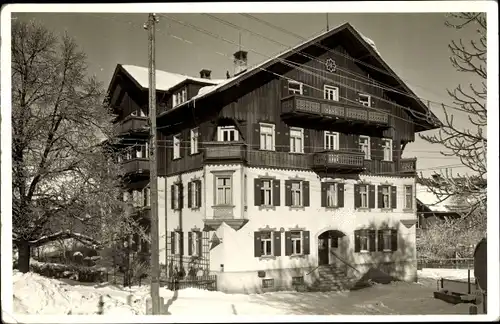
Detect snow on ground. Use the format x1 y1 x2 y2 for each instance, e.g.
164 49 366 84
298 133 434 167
13 269 475 316
418 268 474 281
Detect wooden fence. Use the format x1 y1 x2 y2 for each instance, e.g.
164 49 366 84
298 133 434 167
417 258 474 270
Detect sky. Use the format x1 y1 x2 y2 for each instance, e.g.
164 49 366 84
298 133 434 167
11 10 487 178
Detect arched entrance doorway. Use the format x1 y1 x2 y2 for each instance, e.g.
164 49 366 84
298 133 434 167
317 230 346 266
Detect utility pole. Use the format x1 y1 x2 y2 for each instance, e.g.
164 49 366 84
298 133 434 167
326 13 329 31
145 12 160 315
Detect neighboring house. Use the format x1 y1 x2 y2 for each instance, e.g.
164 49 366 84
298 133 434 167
106 22 440 293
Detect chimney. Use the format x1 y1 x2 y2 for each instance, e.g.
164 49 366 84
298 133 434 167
199 69 212 80
233 50 248 76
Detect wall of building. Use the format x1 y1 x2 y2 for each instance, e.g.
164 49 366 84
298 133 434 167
209 166 417 292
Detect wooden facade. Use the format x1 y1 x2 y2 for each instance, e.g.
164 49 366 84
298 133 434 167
108 24 437 179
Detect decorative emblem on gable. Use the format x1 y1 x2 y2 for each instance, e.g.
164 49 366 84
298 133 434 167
325 58 337 72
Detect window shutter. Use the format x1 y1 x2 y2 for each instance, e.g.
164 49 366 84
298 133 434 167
369 230 376 252
321 182 328 207
303 231 310 255
254 178 262 206
196 180 202 207
377 185 383 209
370 137 379 160
178 133 184 158
197 231 203 256
353 135 360 152
302 181 310 207
391 186 397 209
377 230 384 252
254 123 260 150
285 231 292 256
354 231 360 252
285 180 292 206
179 231 184 255
171 231 176 254
187 182 192 208
391 229 398 251
392 139 399 162
188 232 193 256
179 183 184 209
273 180 281 206
337 183 344 208
339 133 347 151
302 84 309 96
303 129 311 153
368 185 376 209
273 231 281 256
170 185 175 210
254 232 262 257
354 184 361 208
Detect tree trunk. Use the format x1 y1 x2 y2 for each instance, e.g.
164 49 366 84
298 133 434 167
17 241 31 273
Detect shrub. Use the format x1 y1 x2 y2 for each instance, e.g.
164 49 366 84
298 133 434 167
28 260 107 283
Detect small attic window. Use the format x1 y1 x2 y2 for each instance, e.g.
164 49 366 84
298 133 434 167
173 87 187 107
358 93 371 107
288 80 303 95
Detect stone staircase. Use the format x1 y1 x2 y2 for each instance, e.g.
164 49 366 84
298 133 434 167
308 265 358 292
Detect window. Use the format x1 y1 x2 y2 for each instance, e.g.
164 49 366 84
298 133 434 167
216 176 232 205
288 80 303 95
359 231 370 252
217 126 239 142
172 184 181 210
382 138 393 161
143 187 150 207
135 143 149 159
324 85 339 101
262 278 274 288
290 127 304 153
291 182 302 207
260 123 275 151
189 231 201 256
173 88 187 107
290 231 302 255
260 232 273 256
404 185 413 209
190 128 199 154
358 93 371 107
382 186 391 209
381 230 392 252
261 180 273 206
189 181 201 209
324 131 339 150
173 134 181 159
292 276 304 285
359 185 369 208
359 136 371 159
327 183 338 208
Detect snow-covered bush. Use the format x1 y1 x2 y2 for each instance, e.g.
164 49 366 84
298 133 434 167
29 260 107 283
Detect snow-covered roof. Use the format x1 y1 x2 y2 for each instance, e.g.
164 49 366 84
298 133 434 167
165 23 383 111
416 184 456 212
121 65 224 92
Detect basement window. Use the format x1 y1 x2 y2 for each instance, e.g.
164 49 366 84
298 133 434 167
262 278 274 288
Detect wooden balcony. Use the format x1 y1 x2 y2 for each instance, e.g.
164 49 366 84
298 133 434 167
203 142 247 163
122 158 150 178
118 116 149 136
400 158 417 175
311 150 365 173
281 95 390 130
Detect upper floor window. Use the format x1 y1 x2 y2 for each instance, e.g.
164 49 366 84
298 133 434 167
260 123 275 151
288 80 303 95
324 85 339 101
404 185 413 210
358 93 371 107
190 128 199 155
359 185 369 208
381 186 391 209
359 135 371 159
291 182 302 207
290 127 304 153
326 183 338 208
135 143 149 159
324 131 339 150
215 176 232 206
261 179 273 207
173 88 187 107
217 126 239 142
382 138 393 161
173 134 181 159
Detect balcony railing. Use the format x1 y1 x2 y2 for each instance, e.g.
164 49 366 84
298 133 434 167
281 95 389 125
311 150 365 170
204 142 247 162
118 116 148 135
122 158 150 176
400 158 417 174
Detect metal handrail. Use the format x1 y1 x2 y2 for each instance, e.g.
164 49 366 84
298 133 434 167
305 251 360 276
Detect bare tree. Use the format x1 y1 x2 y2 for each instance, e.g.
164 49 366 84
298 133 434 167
11 20 143 273
419 13 487 225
